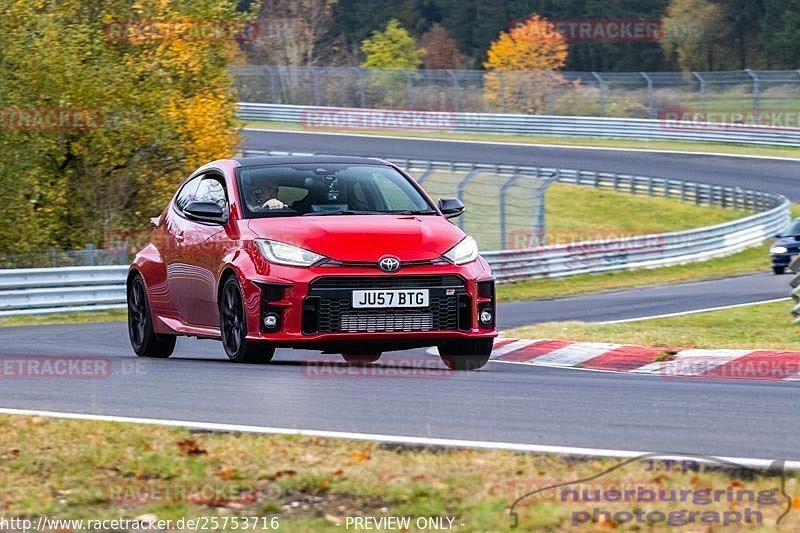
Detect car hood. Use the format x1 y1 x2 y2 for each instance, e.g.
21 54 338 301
774 235 800 247
247 215 466 262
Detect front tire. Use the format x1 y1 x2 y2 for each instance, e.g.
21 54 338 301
128 274 176 358
220 277 275 364
773 266 786 275
438 339 493 371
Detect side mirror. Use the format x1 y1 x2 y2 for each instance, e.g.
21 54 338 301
438 198 465 219
184 201 226 224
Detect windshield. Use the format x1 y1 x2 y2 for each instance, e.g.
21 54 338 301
237 163 434 218
778 219 800 236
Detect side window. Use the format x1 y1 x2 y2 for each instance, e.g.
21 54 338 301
174 177 200 212
194 176 227 210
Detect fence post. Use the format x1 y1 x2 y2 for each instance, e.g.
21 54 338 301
312 67 321 106
358 68 367 108
499 72 506 113
456 168 482 230
746 69 759 115
85 243 95 267
447 70 460 112
266 66 278 104
405 70 414 109
640 72 654 118
499 172 521 249
692 72 706 120
591 72 606 116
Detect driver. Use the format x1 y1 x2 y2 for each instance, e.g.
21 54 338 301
258 182 287 210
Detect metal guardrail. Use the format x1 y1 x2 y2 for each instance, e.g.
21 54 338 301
789 258 800 323
0 161 789 315
238 103 800 147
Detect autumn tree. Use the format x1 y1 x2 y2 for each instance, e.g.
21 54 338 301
361 19 423 68
248 0 339 66
359 19 423 107
661 0 729 70
420 24 462 69
0 0 248 260
483 14 568 113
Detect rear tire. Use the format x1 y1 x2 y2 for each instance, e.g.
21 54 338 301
773 266 786 275
438 339 493 371
128 274 176 358
342 353 382 363
220 277 275 364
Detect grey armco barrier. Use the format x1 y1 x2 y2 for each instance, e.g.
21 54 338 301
790 258 800 323
0 159 789 315
238 103 800 147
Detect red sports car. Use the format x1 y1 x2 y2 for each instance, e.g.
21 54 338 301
127 156 497 370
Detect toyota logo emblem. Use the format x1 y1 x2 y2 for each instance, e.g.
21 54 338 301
378 256 401 272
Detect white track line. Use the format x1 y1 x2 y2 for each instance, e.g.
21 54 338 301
596 298 790 324
243 128 800 162
0 407 797 470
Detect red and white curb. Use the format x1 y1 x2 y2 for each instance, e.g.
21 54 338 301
490 338 800 381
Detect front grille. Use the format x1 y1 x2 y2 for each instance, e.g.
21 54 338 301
305 276 467 334
340 313 434 333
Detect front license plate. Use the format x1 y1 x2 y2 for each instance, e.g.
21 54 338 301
352 289 429 308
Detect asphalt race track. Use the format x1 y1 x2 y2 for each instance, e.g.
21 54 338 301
0 320 799 460
2 133 799 462
499 272 789 328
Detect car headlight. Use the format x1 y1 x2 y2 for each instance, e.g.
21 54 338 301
771 246 789 254
443 236 478 265
256 240 326 267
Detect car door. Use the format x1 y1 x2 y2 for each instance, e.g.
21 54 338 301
178 173 232 327
158 175 200 324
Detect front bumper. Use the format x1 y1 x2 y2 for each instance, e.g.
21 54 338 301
240 259 497 348
771 253 793 267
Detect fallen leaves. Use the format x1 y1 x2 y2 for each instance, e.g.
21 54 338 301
177 438 207 456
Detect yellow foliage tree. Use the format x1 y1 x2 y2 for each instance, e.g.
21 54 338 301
483 15 568 114
0 0 248 261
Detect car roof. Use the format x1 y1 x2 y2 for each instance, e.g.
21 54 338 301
233 155 390 168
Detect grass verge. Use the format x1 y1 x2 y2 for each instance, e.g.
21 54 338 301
0 309 127 328
508 300 798 350
244 120 800 160
0 415 796 531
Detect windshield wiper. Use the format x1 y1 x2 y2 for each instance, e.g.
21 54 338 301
389 209 438 215
303 210 383 216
